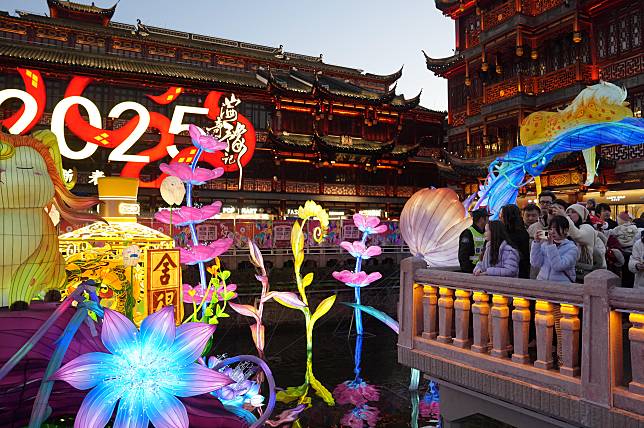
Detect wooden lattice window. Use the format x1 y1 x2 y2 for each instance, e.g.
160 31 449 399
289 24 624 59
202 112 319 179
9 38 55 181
608 23 618 56
633 13 641 48
598 28 607 59
619 18 630 53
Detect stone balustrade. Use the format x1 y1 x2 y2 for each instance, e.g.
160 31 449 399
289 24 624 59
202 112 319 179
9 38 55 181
398 257 644 426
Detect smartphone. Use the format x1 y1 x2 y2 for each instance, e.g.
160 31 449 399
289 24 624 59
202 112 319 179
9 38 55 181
543 231 549 238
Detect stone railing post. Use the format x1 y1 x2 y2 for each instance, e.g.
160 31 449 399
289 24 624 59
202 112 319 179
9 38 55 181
534 300 554 369
437 287 454 344
581 270 620 413
422 285 438 340
490 294 511 358
628 313 644 394
512 297 531 364
398 257 427 350
471 291 490 353
453 290 472 348
560 304 581 376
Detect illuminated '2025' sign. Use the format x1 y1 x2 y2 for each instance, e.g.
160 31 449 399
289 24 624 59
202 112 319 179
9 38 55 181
0 68 256 188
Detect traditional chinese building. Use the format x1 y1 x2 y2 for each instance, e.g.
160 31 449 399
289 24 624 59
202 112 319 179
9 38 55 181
425 0 644 213
0 0 446 221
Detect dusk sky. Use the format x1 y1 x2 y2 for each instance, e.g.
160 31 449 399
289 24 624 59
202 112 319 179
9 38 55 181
3 0 455 110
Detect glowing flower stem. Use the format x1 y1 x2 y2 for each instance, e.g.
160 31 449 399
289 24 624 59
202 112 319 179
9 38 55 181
353 232 369 337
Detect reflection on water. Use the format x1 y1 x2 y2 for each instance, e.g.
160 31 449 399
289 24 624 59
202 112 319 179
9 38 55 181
214 318 440 427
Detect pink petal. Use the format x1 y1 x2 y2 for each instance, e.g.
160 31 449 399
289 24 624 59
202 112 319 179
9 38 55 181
52 352 117 390
188 124 203 143
139 306 176 354
332 270 354 283
101 308 138 357
166 364 233 397
364 246 382 258
353 241 366 253
146 389 189 428
353 213 366 229
169 322 216 365
340 241 354 254
365 216 381 228
265 291 306 308
372 225 388 234
365 272 382 284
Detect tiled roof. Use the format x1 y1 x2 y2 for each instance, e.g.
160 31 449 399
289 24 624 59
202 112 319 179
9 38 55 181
423 50 464 75
0 40 265 88
314 134 395 155
47 0 116 16
267 131 315 150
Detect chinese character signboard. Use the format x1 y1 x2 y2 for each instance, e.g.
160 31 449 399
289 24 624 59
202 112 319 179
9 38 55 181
147 249 182 324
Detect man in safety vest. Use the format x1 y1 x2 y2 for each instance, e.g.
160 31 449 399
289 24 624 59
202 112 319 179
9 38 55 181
458 208 490 273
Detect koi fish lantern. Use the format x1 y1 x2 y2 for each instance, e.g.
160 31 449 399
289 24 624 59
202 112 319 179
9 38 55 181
0 130 99 308
58 177 182 324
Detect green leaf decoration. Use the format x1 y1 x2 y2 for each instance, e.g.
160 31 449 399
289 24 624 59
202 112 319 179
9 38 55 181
310 373 335 406
311 294 336 325
276 384 309 404
219 270 231 281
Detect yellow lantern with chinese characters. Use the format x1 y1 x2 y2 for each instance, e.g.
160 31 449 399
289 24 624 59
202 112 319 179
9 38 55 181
58 177 180 325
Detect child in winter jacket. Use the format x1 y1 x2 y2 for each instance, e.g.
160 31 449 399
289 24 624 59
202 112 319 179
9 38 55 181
474 220 520 277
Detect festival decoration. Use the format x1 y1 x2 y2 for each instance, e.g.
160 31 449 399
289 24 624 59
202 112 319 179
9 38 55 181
0 130 99 307
269 201 337 406
183 261 237 327
472 81 644 217
154 124 233 306
0 70 257 188
53 306 233 428
399 188 470 267
159 175 186 239
59 177 174 324
230 240 272 359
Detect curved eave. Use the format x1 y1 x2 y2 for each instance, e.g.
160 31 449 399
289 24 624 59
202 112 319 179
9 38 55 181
422 50 464 76
434 0 460 11
364 66 403 85
390 90 422 111
313 80 397 105
48 0 117 17
267 130 316 152
389 143 420 159
314 133 396 155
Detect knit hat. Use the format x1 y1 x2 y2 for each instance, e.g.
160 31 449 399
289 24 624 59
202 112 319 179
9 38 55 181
566 203 589 222
617 211 632 225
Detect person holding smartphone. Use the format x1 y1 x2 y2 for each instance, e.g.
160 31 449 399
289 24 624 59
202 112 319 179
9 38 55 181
530 215 578 283
629 231 644 289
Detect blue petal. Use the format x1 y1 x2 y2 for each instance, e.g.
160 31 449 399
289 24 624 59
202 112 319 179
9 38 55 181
73 381 121 428
168 322 215 366
113 389 148 428
165 364 232 397
52 352 119 390
140 306 176 355
145 388 189 428
102 308 139 357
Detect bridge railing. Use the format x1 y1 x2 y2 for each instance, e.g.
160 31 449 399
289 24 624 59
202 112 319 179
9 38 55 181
398 257 644 417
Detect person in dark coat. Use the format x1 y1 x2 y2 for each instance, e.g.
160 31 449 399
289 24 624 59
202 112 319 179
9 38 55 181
500 204 531 279
597 203 618 230
458 208 490 273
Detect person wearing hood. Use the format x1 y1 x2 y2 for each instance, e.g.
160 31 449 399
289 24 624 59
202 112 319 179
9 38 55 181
610 212 639 287
629 231 644 289
552 203 598 281
473 220 520 277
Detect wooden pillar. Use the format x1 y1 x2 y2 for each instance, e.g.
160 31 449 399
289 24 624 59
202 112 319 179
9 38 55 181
534 300 554 370
512 298 531 364
471 291 490 353
453 290 472 348
398 257 427 350
422 285 438 340
490 295 511 358
560 304 581 377
628 313 644 394
437 287 454 344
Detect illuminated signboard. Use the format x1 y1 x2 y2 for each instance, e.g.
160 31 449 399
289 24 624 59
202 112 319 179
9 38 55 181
0 68 256 188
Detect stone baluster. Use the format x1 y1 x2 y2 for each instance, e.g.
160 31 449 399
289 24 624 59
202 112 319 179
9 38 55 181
490 295 511 358
534 300 555 370
453 290 472 348
471 291 490 353
437 287 454 344
629 313 644 394
511 298 531 364
559 304 581 376
422 285 438 340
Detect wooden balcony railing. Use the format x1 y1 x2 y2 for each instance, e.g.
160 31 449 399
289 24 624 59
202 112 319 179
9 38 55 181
467 97 482 116
398 259 644 423
449 106 467 127
482 63 595 107
521 0 565 16
465 27 481 49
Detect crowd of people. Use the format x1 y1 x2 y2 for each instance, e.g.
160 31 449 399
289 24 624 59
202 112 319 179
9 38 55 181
458 191 644 288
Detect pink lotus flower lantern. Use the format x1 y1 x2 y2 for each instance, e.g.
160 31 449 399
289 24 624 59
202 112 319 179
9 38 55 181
155 201 222 226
